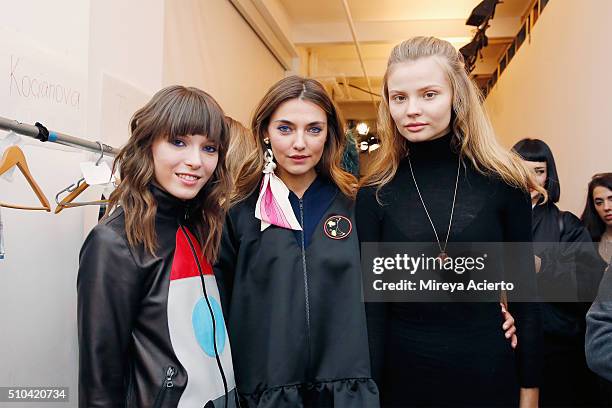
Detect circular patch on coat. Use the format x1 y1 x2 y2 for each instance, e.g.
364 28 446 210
323 215 352 240
192 296 226 357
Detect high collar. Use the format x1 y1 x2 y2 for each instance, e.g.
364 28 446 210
149 183 193 222
406 131 457 162
288 175 336 202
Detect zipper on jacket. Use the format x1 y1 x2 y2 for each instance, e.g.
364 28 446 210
299 199 312 378
152 365 176 408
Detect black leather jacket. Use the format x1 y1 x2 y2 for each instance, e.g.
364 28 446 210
77 185 237 407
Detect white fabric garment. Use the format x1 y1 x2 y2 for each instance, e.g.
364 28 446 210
0 131 23 182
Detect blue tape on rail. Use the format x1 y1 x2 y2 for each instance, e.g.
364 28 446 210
48 132 58 142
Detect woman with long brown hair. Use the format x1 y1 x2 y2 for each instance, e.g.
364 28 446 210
214 76 379 407
77 85 238 407
356 37 544 406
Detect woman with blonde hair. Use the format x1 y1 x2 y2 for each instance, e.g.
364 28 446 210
357 37 543 406
225 116 255 181
214 76 379 406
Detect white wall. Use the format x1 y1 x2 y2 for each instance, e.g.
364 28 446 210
0 2 90 406
485 0 612 215
0 1 165 405
163 0 286 124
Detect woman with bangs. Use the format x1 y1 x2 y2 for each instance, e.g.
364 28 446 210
78 86 238 407
513 139 605 407
213 76 380 407
356 37 544 406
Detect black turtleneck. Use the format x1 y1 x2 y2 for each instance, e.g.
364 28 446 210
356 132 542 406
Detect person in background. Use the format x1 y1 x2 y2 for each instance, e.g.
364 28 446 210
513 138 606 407
78 86 237 407
342 128 360 177
225 116 255 182
585 263 612 404
581 173 612 266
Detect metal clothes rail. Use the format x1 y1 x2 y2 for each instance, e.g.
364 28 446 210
0 116 119 157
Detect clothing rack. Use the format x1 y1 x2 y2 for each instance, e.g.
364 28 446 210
0 116 119 157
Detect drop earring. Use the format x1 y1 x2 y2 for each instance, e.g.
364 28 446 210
254 136 302 231
263 138 276 174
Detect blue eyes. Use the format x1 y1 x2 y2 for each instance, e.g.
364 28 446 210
276 126 323 134
169 138 217 153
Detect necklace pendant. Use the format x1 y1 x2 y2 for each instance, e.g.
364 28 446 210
438 252 448 261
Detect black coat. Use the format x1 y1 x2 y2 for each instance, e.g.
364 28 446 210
214 185 379 407
532 202 606 347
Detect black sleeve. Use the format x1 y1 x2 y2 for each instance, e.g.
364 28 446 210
560 212 607 301
77 224 143 407
213 212 239 317
501 184 543 388
586 267 612 382
356 186 387 386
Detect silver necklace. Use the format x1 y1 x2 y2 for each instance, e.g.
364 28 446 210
408 155 461 260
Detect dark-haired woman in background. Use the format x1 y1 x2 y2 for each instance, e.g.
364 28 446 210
581 173 612 266
513 138 606 407
584 175 612 404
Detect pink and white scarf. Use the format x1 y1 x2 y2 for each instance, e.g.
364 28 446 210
254 152 302 231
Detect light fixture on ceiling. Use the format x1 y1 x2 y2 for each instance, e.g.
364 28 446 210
466 0 500 27
356 122 370 136
459 29 488 72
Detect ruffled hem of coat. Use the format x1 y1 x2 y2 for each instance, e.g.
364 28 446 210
239 377 380 408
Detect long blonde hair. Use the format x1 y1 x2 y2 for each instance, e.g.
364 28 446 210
361 36 545 201
105 85 231 261
225 116 254 181
232 76 357 204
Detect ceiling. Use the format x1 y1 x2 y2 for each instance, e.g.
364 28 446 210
280 0 530 23
270 0 535 119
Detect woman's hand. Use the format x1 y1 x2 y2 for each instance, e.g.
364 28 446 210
534 255 542 274
519 387 539 407
501 303 518 349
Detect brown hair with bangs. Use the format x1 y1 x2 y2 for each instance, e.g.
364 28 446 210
105 85 231 261
232 76 356 204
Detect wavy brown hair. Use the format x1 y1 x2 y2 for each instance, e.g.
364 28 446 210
105 85 231 261
361 36 546 201
232 76 356 204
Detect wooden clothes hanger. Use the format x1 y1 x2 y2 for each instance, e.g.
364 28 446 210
0 146 51 211
54 179 110 214
54 142 110 214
